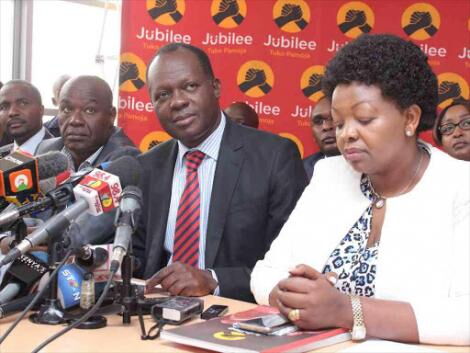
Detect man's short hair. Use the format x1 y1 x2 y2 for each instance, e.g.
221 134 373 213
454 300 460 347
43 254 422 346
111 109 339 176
147 43 215 80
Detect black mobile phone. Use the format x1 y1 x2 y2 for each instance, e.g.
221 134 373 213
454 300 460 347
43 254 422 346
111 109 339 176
201 304 229 320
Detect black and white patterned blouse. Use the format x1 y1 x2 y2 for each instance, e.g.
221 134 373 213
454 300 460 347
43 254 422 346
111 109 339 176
322 175 378 297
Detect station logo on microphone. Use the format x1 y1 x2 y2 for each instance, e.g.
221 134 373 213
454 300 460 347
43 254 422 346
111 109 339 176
9 170 34 192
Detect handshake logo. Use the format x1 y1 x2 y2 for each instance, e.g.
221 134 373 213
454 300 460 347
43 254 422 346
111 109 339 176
147 0 185 25
119 53 147 92
437 73 469 109
273 0 310 33
211 0 247 28
337 2 375 39
401 3 440 40
237 61 274 98
300 66 325 102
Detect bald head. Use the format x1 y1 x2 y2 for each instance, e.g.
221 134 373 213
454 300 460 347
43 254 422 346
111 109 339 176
60 76 113 107
225 102 259 129
52 74 71 106
58 75 116 168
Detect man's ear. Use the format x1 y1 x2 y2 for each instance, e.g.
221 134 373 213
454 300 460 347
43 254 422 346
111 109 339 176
52 97 57 106
109 106 117 126
212 78 221 99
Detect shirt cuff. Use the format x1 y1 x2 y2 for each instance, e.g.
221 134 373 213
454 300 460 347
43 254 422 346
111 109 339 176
207 268 220 296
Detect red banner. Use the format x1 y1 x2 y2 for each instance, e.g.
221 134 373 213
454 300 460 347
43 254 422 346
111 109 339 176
118 0 469 157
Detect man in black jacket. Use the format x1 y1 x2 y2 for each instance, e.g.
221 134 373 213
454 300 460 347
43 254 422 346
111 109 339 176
135 43 307 302
0 80 54 156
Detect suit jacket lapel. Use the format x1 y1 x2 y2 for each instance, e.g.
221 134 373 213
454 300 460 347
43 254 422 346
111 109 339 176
144 141 179 277
205 120 244 267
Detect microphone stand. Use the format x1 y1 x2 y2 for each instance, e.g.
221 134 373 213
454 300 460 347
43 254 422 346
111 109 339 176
30 234 67 325
120 251 137 324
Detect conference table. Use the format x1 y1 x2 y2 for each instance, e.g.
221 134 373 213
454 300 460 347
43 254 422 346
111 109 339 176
0 294 468 353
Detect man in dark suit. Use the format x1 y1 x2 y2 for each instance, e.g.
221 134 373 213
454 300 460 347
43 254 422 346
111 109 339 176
135 43 307 302
303 97 340 181
0 80 54 156
36 75 140 245
36 75 138 170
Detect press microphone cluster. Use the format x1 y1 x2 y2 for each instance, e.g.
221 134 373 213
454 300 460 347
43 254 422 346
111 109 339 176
0 151 69 205
0 155 142 267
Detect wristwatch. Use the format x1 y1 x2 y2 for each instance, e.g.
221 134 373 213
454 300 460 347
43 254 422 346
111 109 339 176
350 295 366 341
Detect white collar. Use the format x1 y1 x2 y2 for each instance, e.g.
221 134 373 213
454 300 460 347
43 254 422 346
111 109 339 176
13 126 46 156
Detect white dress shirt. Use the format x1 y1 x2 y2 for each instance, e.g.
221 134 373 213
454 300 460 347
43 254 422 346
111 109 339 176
164 113 226 271
13 126 46 156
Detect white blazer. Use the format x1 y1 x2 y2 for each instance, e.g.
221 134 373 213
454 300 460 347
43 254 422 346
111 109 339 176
251 146 470 345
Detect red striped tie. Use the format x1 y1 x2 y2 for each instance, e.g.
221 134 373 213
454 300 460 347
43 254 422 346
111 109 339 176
172 150 205 267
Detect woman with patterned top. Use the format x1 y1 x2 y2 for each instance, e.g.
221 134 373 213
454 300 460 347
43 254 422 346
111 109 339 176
250 34 469 346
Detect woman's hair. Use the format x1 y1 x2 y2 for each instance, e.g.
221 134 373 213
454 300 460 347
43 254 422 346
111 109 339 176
433 99 470 145
322 33 438 133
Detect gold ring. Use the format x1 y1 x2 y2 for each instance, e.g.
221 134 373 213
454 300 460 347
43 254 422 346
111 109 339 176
288 309 300 322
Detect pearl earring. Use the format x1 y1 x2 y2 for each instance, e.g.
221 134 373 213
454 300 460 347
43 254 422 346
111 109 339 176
405 129 414 137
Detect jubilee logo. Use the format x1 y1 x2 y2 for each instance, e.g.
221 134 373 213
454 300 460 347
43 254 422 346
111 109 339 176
119 53 147 92
273 0 310 33
437 73 469 109
402 3 440 40
139 131 172 152
211 0 247 28
337 1 374 38
300 65 325 102
146 0 185 25
237 61 274 98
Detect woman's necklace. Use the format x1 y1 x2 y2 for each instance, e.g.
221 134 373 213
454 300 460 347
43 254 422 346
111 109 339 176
368 149 425 209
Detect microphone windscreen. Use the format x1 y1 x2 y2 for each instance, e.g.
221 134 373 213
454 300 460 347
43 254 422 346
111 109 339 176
103 156 142 188
37 151 69 180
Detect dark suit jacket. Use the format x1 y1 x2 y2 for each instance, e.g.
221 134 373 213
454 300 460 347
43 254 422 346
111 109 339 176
36 126 141 245
36 126 138 166
134 119 308 302
302 151 325 181
0 127 55 157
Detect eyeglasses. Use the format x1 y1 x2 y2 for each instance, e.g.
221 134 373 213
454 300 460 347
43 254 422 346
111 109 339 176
438 117 470 135
312 116 333 126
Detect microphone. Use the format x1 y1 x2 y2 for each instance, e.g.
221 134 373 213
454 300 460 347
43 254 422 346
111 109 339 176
0 283 21 304
1 151 69 202
75 246 109 270
0 154 137 227
110 186 143 273
62 156 144 250
0 250 48 303
0 293 42 319
0 156 142 267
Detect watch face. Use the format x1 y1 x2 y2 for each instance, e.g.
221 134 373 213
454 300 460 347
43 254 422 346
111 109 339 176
352 325 366 341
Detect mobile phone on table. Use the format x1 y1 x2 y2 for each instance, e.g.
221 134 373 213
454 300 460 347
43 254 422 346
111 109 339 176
201 304 229 320
236 313 290 334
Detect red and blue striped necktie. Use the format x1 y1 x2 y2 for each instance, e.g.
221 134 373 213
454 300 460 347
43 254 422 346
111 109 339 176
172 150 205 267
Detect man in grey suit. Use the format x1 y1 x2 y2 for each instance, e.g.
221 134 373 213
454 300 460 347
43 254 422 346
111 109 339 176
135 43 307 302
0 80 54 156
36 75 140 245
